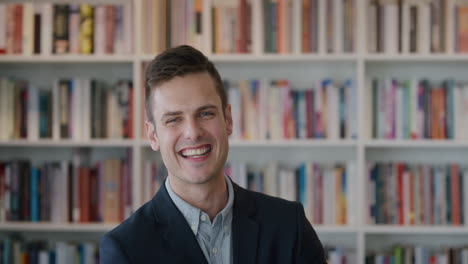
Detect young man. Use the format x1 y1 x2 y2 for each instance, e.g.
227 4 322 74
100 45 326 264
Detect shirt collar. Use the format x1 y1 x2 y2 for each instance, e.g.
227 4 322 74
165 175 234 235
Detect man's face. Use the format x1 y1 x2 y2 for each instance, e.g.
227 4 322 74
145 72 233 186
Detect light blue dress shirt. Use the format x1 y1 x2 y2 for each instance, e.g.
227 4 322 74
165 176 234 264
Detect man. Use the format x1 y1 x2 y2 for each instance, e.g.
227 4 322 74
100 45 326 264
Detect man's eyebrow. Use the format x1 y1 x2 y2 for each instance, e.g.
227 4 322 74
197 104 217 111
161 111 183 120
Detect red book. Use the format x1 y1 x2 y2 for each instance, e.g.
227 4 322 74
13 4 23 54
79 167 90 222
450 164 461 225
397 163 404 225
105 5 115 54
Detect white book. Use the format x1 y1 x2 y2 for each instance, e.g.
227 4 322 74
396 85 403 139
41 3 53 56
94 5 106 55
83 243 96 264
69 5 80 54
418 1 431 54
403 170 410 225
52 80 60 140
288 168 297 202
0 78 7 140
123 2 133 54
27 85 39 141
383 2 399 54
401 1 410 53
446 0 455 53
71 79 80 140
438 166 446 225
368 1 378 52
410 79 419 138
333 0 343 53
38 250 49 264
292 0 301 54
462 84 468 140
264 162 278 197
82 79 91 140
318 0 326 54
22 3 34 55
453 84 462 139
0 4 6 53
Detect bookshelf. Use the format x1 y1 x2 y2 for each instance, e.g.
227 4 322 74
2 0 468 263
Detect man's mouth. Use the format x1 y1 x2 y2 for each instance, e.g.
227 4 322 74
179 144 212 159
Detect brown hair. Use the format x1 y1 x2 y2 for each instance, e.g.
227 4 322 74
145 45 226 123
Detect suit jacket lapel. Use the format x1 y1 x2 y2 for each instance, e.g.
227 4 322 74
151 184 208 264
231 182 259 264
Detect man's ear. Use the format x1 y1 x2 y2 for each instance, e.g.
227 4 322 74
145 120 160 151
225 104 233 136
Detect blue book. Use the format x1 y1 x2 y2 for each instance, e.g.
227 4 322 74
298 163 306 205
31 167 39 222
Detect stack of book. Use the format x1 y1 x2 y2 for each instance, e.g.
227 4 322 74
0 149 133 223
367 162 468 225
0 78 133 141
0 2 133 55
226 79 357 140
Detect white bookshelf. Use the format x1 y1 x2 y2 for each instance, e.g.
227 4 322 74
1 0 468 262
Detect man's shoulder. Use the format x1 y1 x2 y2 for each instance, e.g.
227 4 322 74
101 199 162 244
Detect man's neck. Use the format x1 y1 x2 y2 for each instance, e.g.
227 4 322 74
169 174 228 221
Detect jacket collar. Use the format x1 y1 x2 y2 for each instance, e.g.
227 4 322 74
151 182 208 264
150 179 259 264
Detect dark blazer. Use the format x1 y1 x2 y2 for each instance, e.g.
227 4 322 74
100 180 326 264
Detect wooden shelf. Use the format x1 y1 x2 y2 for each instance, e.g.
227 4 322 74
0 139 135 147
0 222 117 232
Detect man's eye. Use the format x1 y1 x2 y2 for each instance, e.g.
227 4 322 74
200 111 214 118
166 118 180 124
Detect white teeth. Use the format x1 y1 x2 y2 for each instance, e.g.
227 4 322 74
181 146 210 157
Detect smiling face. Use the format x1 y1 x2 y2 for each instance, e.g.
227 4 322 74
145 72 233 187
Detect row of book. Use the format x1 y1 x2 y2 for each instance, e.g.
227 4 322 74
212 0 251 53
0 3 132 56
226 79 358 140
0 78 133 141
226 161 355 225
367 162 468 226
0 150 132 223
325 246 356 264
371 79 468 140
0 237 98 264
367 0 468 54
298 0 355 54
141 0 203 54
366 245 468 264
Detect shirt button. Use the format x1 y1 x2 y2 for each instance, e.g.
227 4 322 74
191 225 196 231
212 247 218 254
200 215 207 221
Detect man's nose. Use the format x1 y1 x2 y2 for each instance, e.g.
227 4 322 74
183 119 204 140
